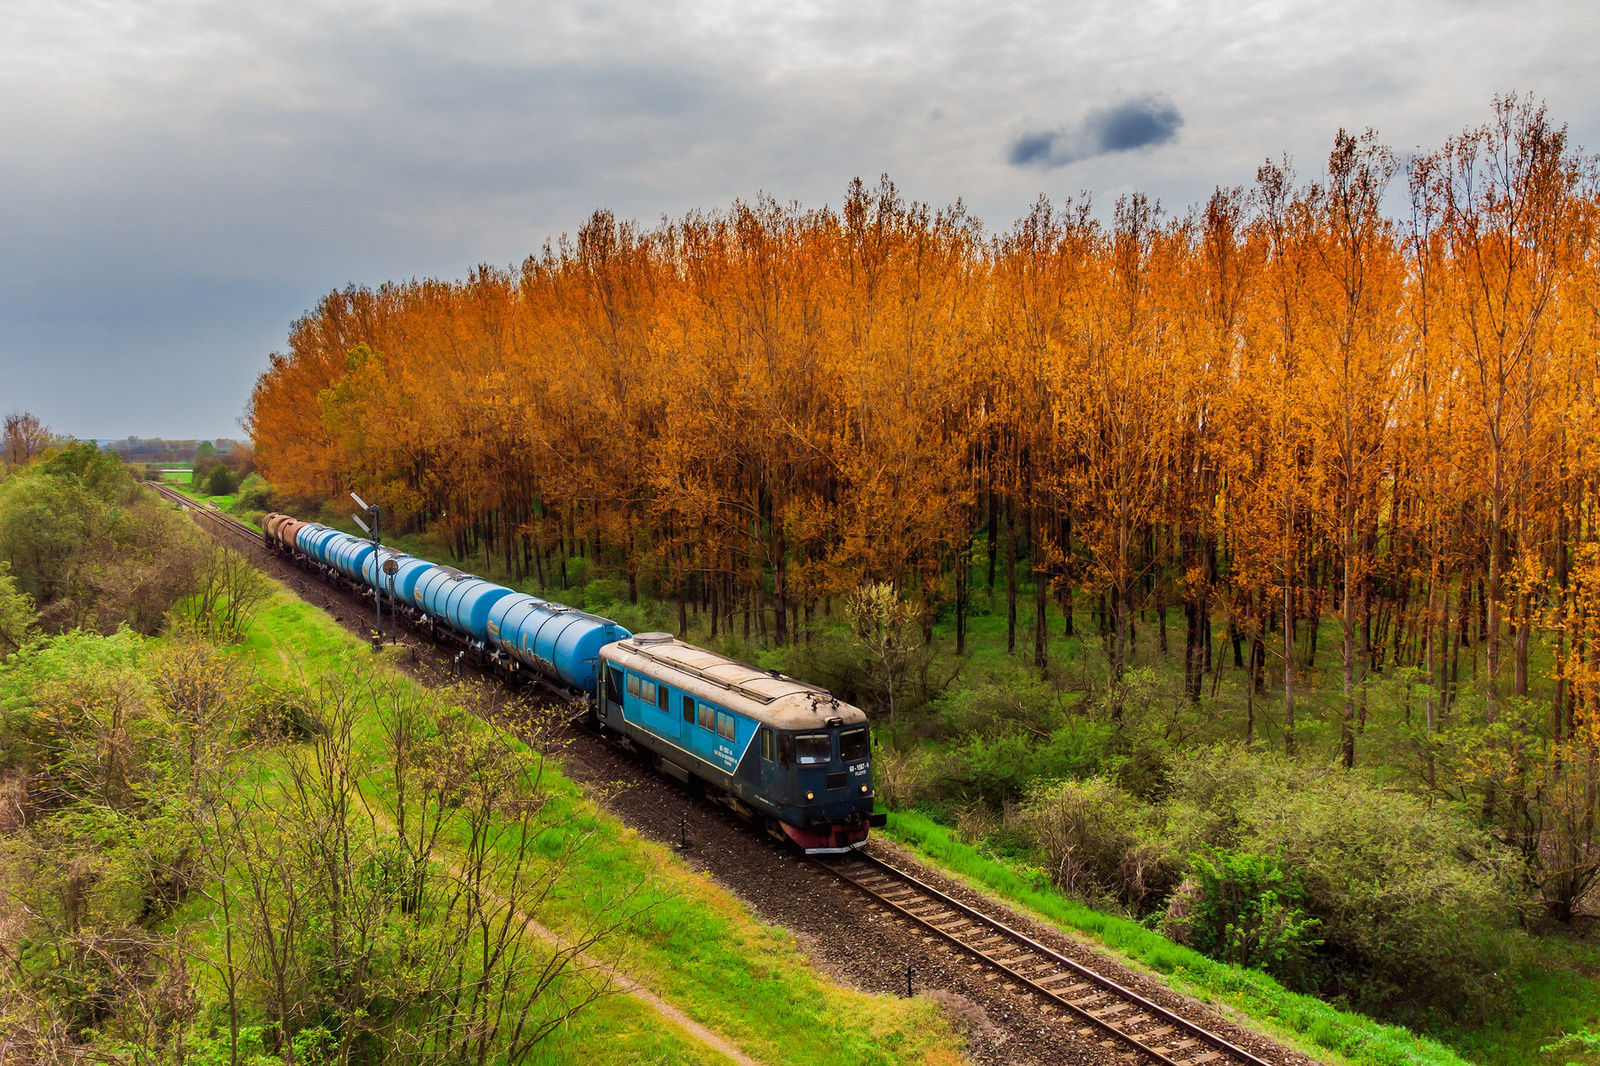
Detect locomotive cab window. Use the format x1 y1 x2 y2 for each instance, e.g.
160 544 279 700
840 729 869 762
657 684 670 711
795 734 832 765
605 666 623 706
697 701 715 731
760 728 775 761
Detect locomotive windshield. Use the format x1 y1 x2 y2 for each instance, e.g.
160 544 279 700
840 728 868 762
794 734 832 764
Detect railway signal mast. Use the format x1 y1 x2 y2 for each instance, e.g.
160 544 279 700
351 491 382 647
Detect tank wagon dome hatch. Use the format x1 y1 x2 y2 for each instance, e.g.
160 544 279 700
604 633 868 731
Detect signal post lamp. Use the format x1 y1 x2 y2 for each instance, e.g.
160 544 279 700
351 491 383 648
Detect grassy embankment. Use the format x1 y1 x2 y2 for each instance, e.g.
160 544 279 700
230 583 966 1066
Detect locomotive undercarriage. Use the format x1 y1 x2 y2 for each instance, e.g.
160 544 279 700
590 712 873 855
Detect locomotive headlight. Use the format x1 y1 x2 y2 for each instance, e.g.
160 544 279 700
860 785 868 793
806 791 814 800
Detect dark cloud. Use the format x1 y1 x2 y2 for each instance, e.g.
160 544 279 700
1008 94 1184 169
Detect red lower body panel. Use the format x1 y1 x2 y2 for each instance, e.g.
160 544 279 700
781 819 870 854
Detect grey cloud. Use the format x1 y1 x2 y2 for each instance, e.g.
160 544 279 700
1 0 1595 438
1008 94 1184 169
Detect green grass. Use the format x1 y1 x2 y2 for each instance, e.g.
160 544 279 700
227 584 967 1066
878 809 1472 1066
1435 936 1600 1066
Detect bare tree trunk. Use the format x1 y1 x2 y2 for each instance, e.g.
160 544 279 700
1033 512 1048 677
1342 503 1357 770
1284 501 1296 755
1005 499 1017 655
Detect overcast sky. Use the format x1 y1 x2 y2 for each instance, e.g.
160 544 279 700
3 0 1595 440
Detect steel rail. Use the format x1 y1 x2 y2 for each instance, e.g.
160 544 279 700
816 852 1276 1066
148 482 261 541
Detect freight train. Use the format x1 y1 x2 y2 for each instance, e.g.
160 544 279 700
260 513 885 852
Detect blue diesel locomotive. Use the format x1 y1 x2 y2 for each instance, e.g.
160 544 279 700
261 513 884 852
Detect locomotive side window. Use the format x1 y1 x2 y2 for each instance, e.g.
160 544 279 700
626 674 641 698
682 694 694 722
640 679 656 703
760 728 774 761
605 666 623 706
795 734 832 765
840 729 869 762
657 684 670 711
716 711 736 741
697 701 715 731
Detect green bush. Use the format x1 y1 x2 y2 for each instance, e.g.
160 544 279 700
925 719 1113 807
1160 746 1522 1017
0 561 33 658
232 472 273 513
0 450 201 634
1168 848 1323 988
202 465 238 496
1015 776 1177 910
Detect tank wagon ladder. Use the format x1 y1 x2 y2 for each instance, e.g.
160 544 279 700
815 852 1278 1066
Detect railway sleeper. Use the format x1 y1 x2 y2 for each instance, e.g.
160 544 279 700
1090 1002 1136 1019
992 949 1036 966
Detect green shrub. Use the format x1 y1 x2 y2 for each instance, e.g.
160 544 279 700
0 561 33 658
1015 776 1177 910
1160 746 1522 1017
202 465 238 496
246 680 321 740
232 472 273 512
936 720 1114 805
1167 848 1323 988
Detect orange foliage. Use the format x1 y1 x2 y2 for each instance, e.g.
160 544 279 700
249 101 1600 758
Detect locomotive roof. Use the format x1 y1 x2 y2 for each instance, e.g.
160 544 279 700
601 634 869 732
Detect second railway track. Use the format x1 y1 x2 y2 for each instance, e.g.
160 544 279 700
149 481 265 546
817 851 1277 1066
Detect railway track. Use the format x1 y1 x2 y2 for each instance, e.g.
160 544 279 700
816 851 1277 1066
148 481 265 547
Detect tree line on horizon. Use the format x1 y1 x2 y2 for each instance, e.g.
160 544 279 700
249 96 1598 786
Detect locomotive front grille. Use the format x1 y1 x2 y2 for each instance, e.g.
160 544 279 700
826 772 847 790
